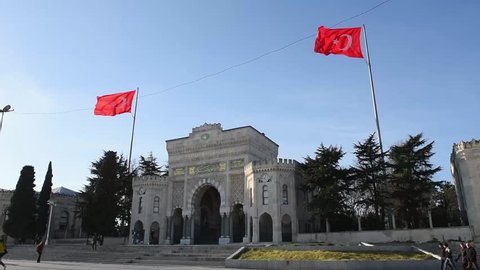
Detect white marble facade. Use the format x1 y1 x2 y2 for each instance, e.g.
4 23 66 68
451 139 480 237
130 123 306 245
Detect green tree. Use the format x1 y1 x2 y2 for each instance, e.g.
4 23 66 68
3 166 37 241
138 152 162 176
352 134 388 230
81 151 129 236
36 161 53 238
300 144 352 231
431 181 461 227
388 134 440 229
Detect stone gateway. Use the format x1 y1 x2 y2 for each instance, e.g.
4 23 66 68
129 123 307 245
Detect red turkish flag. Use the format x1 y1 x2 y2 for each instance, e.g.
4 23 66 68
314 26 363 58
94 90 136 116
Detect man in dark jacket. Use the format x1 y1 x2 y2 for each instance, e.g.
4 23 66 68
466 242 478 270
456 242 468 270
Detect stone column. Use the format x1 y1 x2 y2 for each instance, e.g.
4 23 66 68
180 215 192 245
219 212 231 244
220 213 225 237
326 218 330 233
252 216 259 243
428 210 433 229
391 213 396 230
357 216 362 231
165 216 171 244
243 213 249 243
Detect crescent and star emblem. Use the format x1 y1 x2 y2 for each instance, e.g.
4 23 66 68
333 34 353 51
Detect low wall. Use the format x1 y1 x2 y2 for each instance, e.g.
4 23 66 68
226 259 438 270
225 246 439 270
296 226 473 244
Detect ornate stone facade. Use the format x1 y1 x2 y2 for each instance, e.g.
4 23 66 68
451 139 480 235
130 124 306 244
0 187 83 241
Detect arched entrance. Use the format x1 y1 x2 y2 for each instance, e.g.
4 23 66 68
259 213 273 242
150 221 160 245
133 220 144 244
172 208 183 244
281 214 292 242
193 185 221 244
231 204 245 243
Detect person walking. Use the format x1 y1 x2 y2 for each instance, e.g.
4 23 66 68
0 237 7 270
36 240 45 263
466 242 479 270
455 242 468 270
91 234 98 251
443 243 458 270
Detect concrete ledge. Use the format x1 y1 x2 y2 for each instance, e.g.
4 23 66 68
225 246 439 270
226 258 438 270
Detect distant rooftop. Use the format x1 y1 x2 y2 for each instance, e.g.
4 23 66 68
52 186 78 197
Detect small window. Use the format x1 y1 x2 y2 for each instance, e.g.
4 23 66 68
153 196 160 213
282 184 288 205
138 197 143 214
262 185 268 205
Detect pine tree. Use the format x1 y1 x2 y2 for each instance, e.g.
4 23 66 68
352 134 388 229
300 144 351 231
138 152 162 176
3 166 37 241
81 151 129 236
36 161 53 238
388 134 440 229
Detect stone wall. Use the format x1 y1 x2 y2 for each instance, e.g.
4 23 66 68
296 226 473 244
451 139 480 234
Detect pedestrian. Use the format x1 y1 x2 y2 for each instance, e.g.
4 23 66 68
91 234 97 251
443 243 458 270
455 242 468 270
466 242 479 270
0 237 7 270
36 240 45 263
441 243 448 270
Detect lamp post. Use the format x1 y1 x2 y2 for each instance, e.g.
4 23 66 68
0 105 14 135
46 200 55 245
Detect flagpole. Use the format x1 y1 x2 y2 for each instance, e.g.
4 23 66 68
128 87 139 173
362 24 393 229
124 87 139 245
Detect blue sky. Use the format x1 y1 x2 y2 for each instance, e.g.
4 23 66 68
1 0 479 192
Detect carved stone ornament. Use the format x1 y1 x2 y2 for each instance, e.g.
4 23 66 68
136 187 146 195
258 173 272 183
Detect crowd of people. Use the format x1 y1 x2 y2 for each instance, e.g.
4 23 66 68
440 241 478 270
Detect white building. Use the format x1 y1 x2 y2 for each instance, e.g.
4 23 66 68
130 123 307 245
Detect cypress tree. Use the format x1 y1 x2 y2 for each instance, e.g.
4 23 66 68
3 166 37 241
36 161 53 238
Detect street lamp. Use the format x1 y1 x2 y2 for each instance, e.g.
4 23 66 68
46 200 56 245
0 105 14 135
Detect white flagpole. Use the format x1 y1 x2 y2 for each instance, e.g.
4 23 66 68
362 24 384 156
124 87 139 244
362 24 393 229
128 87 139 173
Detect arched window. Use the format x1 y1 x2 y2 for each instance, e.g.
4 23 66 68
262 185 268 205
282 184 288 205
153 196 160 213
138 197 143 214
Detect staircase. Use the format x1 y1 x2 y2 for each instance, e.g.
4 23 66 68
4 243 244 266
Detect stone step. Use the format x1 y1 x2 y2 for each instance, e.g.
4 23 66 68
3 243 241 266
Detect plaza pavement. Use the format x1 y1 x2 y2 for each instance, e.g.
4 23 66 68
3 259 249 270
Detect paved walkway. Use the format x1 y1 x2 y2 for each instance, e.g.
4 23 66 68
2 259 247 270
